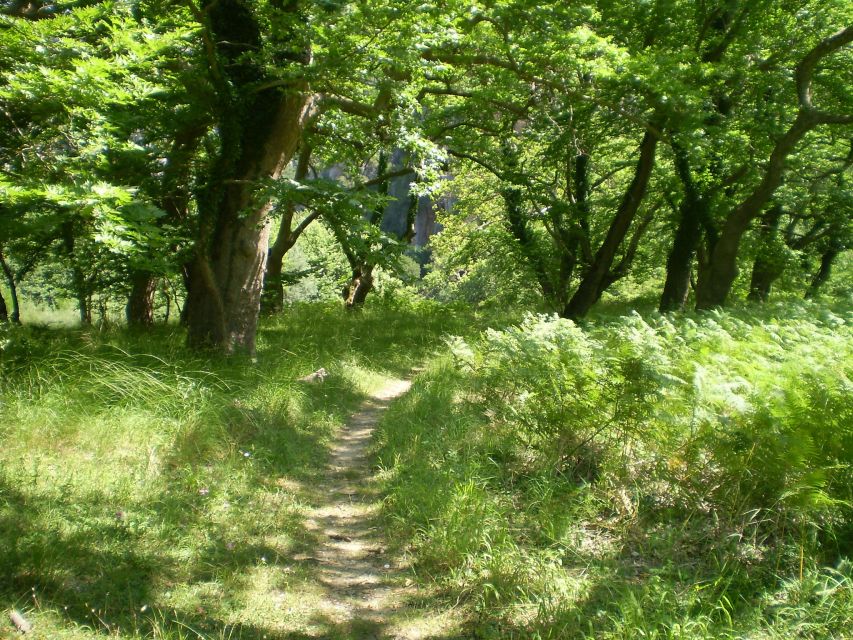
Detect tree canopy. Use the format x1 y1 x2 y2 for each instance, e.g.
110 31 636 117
0 0 850 347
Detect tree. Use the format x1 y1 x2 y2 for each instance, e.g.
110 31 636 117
416 1 670 318
695 25 853 308
180 0 313 353
0 5 193 325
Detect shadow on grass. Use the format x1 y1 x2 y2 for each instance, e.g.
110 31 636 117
0 302 492 639
0 474 168 630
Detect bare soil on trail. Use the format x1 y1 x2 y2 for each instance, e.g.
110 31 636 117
294 377 463 640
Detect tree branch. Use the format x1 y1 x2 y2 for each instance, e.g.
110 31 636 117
446 149 506 180
796 25 853 115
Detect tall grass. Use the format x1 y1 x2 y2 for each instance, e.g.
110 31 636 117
374 301 853 639
0 300 484 639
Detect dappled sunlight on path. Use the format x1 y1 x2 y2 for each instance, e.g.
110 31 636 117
287 377 464 640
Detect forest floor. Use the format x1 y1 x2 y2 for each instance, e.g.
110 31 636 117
284 375 464 639
5 302 849 639
0 304 486 640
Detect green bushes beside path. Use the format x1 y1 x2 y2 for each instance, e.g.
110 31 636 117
375 302 853 639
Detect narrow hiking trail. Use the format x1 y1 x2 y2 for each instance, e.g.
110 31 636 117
293 376 463 640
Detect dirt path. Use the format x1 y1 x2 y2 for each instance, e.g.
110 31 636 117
297 377 461 640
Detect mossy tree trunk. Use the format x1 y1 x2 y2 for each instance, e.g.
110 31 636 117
185 0 313 354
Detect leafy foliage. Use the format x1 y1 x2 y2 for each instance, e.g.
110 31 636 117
376 302 853 637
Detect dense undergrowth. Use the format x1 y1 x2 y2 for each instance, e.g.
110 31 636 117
0 301 481 639
2 299 851 639
374 301 853 639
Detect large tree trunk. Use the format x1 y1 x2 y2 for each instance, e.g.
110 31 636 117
185 0 313 354
126 270 157 327
805 246 840 299
695 26 853 309
564 129 659 319
0 287 7 323
695 114 813 309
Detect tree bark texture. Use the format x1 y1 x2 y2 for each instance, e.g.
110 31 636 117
185 0 313 354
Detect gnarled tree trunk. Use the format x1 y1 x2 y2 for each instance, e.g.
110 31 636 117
695 113 814 309
695 26 853 309
185 0 313 354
